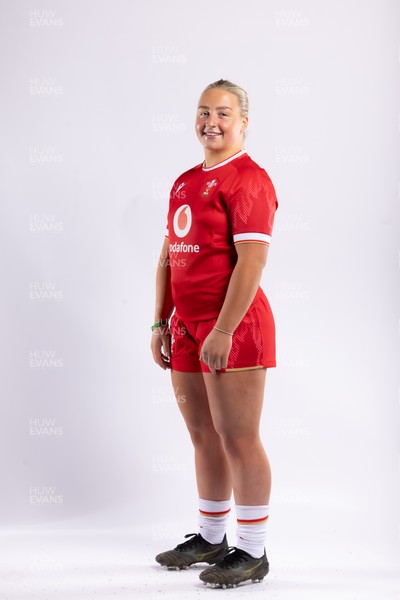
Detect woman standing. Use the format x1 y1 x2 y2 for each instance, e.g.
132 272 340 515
150 79 278 589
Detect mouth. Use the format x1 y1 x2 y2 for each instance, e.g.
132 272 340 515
203 131 222 139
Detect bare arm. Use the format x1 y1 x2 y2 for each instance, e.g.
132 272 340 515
216 243 268 332
150 237 175 370
200 243 269 374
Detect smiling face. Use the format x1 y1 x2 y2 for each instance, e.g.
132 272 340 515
195 88 248 166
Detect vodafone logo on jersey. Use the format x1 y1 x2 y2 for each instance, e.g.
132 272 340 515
170 204 200 254
173 204 192 238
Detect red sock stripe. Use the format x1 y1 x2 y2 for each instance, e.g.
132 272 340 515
237 515 269 525
199 508 231 517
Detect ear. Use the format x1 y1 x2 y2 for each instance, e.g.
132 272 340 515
240 116 249 133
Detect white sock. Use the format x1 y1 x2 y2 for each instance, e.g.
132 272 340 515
198 498 231 545
235 504 270 558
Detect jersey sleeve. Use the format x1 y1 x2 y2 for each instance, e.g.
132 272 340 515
165 174 188 238
165 187 172 238
226 168 278 246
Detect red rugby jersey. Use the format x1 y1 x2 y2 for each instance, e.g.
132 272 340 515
165 149 278 321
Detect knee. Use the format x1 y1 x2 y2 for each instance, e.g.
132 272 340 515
186 421 220 448
219 431 260 459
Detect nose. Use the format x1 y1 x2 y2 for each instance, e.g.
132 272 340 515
205 111 218 128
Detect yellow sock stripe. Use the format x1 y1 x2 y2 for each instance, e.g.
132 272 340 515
237 515 269 525
199 508 231 517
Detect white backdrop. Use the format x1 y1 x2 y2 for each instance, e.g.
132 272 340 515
0 0 399 595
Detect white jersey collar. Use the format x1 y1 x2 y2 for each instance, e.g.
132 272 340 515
202 149 247 171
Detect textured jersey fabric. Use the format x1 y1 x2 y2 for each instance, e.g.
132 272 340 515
169 290 277 372
166 150 278 321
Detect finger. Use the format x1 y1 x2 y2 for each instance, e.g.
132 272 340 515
150 339 164 368
208 359 217 375
220 354 229 370
160 349 171 366
155 351 167 370
154 356 166 370
160 357 171 369
152 345 169 370
152 333 172 370
162 335 171 358
214 357 222 371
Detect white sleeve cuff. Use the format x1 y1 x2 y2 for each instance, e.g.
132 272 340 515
233 232 271 244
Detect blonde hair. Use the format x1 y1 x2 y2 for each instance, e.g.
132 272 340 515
202 79 249 117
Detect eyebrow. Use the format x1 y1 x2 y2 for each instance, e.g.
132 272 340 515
197 105 233 110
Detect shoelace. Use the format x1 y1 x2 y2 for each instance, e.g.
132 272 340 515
175 533 200 551
218 547 249 568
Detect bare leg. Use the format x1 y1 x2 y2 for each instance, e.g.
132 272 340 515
203 369 271 505
171 370 232 500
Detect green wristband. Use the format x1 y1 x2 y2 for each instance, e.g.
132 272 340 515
151 320 169 332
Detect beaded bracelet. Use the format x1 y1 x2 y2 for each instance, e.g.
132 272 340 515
213 325 234 336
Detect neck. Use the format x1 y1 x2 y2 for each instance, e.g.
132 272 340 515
203 146 244 168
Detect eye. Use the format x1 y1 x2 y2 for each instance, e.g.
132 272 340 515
219 112 229 117
199 111 209 117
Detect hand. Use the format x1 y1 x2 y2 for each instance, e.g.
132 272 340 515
150 326 171 370
199 328 232 375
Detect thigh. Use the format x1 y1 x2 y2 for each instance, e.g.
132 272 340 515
202 369 267 438
195 291 276 374
171 371 214 433
169 314 202 373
